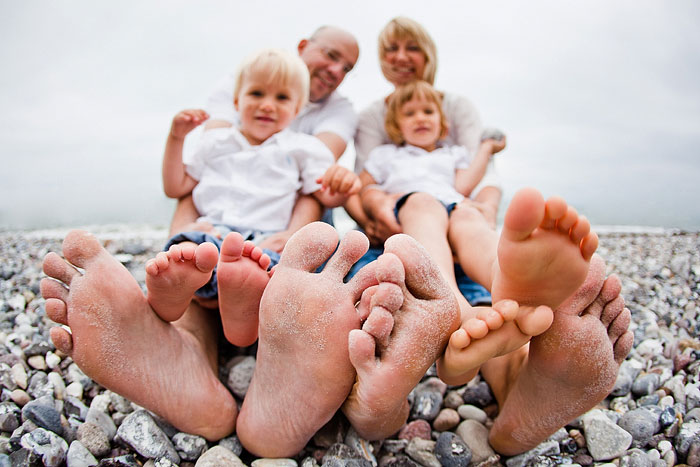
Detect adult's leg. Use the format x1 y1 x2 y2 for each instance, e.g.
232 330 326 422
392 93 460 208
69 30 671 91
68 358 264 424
40 231 237 440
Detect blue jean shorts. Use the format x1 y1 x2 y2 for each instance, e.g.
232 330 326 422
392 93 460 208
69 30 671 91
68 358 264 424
164 225 281 300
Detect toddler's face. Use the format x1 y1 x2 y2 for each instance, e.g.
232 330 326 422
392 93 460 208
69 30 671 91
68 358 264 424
398 96 442 151
235 74 301 145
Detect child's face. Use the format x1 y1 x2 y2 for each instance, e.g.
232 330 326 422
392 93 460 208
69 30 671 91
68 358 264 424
235 73 302 145
397 96 442 151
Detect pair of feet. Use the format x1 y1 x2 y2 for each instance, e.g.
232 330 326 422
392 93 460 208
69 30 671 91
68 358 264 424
144 232 270 347
40 188 633 457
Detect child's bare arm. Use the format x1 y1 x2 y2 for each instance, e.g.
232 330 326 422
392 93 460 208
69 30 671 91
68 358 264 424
313 165 362 208
162 109 209 199
454 137 506 197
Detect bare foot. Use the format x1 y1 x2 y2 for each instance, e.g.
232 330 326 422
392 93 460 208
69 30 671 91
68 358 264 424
487 254 634 455
236 222 378 457
491 187 598 309
40 230 237 440
217 232 271 347
437 299 553 385
341 233 461 440
145 242 218 322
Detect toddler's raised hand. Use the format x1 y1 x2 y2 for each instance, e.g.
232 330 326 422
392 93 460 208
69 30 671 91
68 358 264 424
170 109 209 139
317 164 362 196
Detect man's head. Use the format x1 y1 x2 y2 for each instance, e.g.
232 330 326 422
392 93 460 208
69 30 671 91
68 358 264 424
297 26 359 103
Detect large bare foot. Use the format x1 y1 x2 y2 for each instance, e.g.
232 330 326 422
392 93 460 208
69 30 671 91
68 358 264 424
437 299 553 385
145 242 218 322
487 255 634 455
341 234 461 440
40 230 237 440
236 222 378 457
491 187 598 309
217 232 271 347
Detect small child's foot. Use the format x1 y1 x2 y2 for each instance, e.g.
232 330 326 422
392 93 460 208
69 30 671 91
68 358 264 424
491 187 599 309
437 300 553 385
217 232 271 347
145 242 218 322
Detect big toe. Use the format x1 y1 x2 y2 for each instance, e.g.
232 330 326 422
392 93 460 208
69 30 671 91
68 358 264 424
278 222 340 272
61 230 107 269
502 187 546 241
383 234 451 300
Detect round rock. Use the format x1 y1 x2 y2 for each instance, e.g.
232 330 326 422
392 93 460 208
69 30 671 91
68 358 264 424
435 431 471 467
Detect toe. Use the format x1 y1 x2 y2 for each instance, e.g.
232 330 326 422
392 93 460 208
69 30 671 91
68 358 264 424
370 282 404 314
613 330 634 364
45 299 68 325
322 230 369 281
542 196 567 229
195 242 219 272
40 277 68 301
580 232 598 260
348 329 377 373
515 305 554 336
464 318 489 339
220 233 245 262
502 188 546 241
50 326 74 354
607 306 631 340
362 306 394 346
570 216 591 244
278 222 339 272
600 295 625 326
557 206 579 233
358 286 378 321
61 230 105 269
383 234 449 300
43 252 80 285
449 328 470 349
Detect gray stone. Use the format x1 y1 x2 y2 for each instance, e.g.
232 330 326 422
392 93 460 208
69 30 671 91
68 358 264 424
226 356 255 398
675 421 700 460
251 459 298 467
64 396 89 421
96 454 140 466
405 438 440 467
434 431 471 467
20 427 68 467
632 374 661 397
116 410 180 464
85 407 117 440
455 419 494 464
77 422 111 457
172 432 207 461
21 399 63 435
27 372 53 399
322 443 372 467
461 382 493 406
583 410 633 461
620 448 652 467
66 440 98 467
618 408 660 447
345 427 377 466
217 435 243 456
0 402 19 432
410 391 442 421
504 440 559 467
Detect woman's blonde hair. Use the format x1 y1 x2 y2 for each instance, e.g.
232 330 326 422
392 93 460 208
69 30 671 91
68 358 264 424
385 80 447 145
378 17 438 85
233 48 309 112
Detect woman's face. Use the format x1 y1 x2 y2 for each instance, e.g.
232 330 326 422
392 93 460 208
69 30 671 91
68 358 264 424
381 38 426 86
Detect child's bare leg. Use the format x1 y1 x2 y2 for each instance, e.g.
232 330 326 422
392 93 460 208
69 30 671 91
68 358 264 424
145 242 218 322
341 233 461 440
40 230 237 440
217 232 271 347
485 254 634 455
397 193 471 313
236 222 378 457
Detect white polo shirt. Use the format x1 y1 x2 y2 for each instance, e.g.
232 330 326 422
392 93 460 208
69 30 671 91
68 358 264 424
364 143 471 205
205 71 357 142
186 127 334 232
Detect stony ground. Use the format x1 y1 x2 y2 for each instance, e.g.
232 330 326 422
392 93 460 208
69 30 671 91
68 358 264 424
0 226 698 466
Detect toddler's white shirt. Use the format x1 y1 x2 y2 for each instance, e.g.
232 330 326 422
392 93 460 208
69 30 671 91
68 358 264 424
364 144 471 205
186 127 333 232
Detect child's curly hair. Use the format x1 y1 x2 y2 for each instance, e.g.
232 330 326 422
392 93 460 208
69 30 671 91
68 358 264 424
385 80 448 145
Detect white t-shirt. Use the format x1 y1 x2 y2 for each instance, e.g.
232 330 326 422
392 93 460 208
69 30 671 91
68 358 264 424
354 92 501 195
205 71 358 142
364 144 471 205
186 127 334 232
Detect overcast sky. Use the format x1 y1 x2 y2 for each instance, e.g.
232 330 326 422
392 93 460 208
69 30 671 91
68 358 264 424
2 1 699 229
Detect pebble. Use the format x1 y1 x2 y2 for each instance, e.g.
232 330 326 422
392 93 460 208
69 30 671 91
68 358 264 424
116 410 180 464
583 410 633 461
226 356 255 399
405 438 440 467
1 229 698 465
76 422 111 457
434 431 471 467
618 408 660 447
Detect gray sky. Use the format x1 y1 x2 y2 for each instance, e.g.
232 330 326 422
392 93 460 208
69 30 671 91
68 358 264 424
1 1 699 229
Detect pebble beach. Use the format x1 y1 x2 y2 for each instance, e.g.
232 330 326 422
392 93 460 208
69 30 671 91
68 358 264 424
0 226 698 467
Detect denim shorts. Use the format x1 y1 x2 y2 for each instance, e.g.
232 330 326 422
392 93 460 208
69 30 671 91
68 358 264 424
346 243 492 306
164 225 281 300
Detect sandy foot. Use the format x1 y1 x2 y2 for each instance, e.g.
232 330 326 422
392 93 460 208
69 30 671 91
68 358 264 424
145 242 218 322
236 222 378 457
341 233 461 440
217 232 271 347
40 230 237 440
487 254 634 455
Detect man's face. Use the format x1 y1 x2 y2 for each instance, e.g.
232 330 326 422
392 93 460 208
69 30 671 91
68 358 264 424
298 29 359 103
